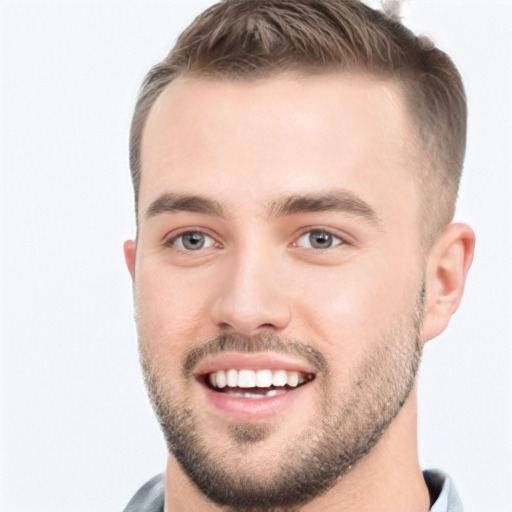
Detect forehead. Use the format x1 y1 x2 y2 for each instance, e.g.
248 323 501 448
140 74 418 223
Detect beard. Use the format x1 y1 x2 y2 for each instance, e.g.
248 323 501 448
139 291 425 512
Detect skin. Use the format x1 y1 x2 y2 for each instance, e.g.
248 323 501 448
124 74 475 511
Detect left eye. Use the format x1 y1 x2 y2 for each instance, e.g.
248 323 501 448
170 232 216 251
294 230 343 249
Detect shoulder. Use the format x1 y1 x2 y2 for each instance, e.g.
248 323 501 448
122 473 165 512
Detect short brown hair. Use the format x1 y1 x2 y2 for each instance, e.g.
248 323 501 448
130 0 466 240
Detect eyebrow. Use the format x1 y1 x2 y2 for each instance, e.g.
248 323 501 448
267 191 380 224
145 190 379 225
146 193 225 219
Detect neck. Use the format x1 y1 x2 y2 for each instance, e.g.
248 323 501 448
164 386 430 512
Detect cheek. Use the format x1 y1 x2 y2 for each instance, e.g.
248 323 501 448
134 264 215 350
290 256 421 364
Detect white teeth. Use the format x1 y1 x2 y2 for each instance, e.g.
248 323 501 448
238 369 256 388
255 369 273 388
226 369 238 387
287 371 299 387
208 368 309 391
225 389 285 398
216 370 227 388
272 369 287 387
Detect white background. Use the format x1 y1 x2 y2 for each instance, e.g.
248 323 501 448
1 1 511 511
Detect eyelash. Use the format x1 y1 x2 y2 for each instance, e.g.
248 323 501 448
163 228 347 252
163 230 219 251
293 229 345 250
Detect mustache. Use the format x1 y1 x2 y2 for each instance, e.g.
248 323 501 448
181 332 329 378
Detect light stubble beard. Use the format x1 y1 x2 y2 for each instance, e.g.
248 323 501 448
139 290 425 512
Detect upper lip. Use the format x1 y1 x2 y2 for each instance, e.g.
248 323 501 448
193 352 316 377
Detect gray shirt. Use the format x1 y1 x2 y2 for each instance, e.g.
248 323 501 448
123 469 463 512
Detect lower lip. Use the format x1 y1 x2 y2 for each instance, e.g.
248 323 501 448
202 382 312 421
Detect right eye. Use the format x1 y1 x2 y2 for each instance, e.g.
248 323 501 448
167 231 216 251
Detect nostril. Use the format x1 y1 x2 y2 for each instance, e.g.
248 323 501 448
216 321 283 336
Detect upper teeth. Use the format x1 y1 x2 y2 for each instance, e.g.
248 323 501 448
209 369 305 389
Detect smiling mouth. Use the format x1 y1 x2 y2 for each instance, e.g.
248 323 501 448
204 368 315 398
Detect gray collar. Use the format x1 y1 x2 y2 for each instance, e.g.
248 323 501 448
424 469 464 512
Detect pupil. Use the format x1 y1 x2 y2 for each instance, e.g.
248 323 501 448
183 233 205 250
309 231 332 249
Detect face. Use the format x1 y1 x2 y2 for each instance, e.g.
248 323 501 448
129 74 426 509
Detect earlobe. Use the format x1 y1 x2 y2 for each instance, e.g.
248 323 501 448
422 223 475 342
123 239 137 280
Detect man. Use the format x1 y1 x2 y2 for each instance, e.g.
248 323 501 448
122 0 475 510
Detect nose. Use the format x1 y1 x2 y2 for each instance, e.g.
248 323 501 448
209 250 292 336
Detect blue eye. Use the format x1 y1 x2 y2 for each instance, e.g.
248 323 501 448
295 230 343 249
171 232 215 251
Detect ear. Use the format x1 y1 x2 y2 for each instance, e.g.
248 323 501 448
123 239 137 280
422 223 475 342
